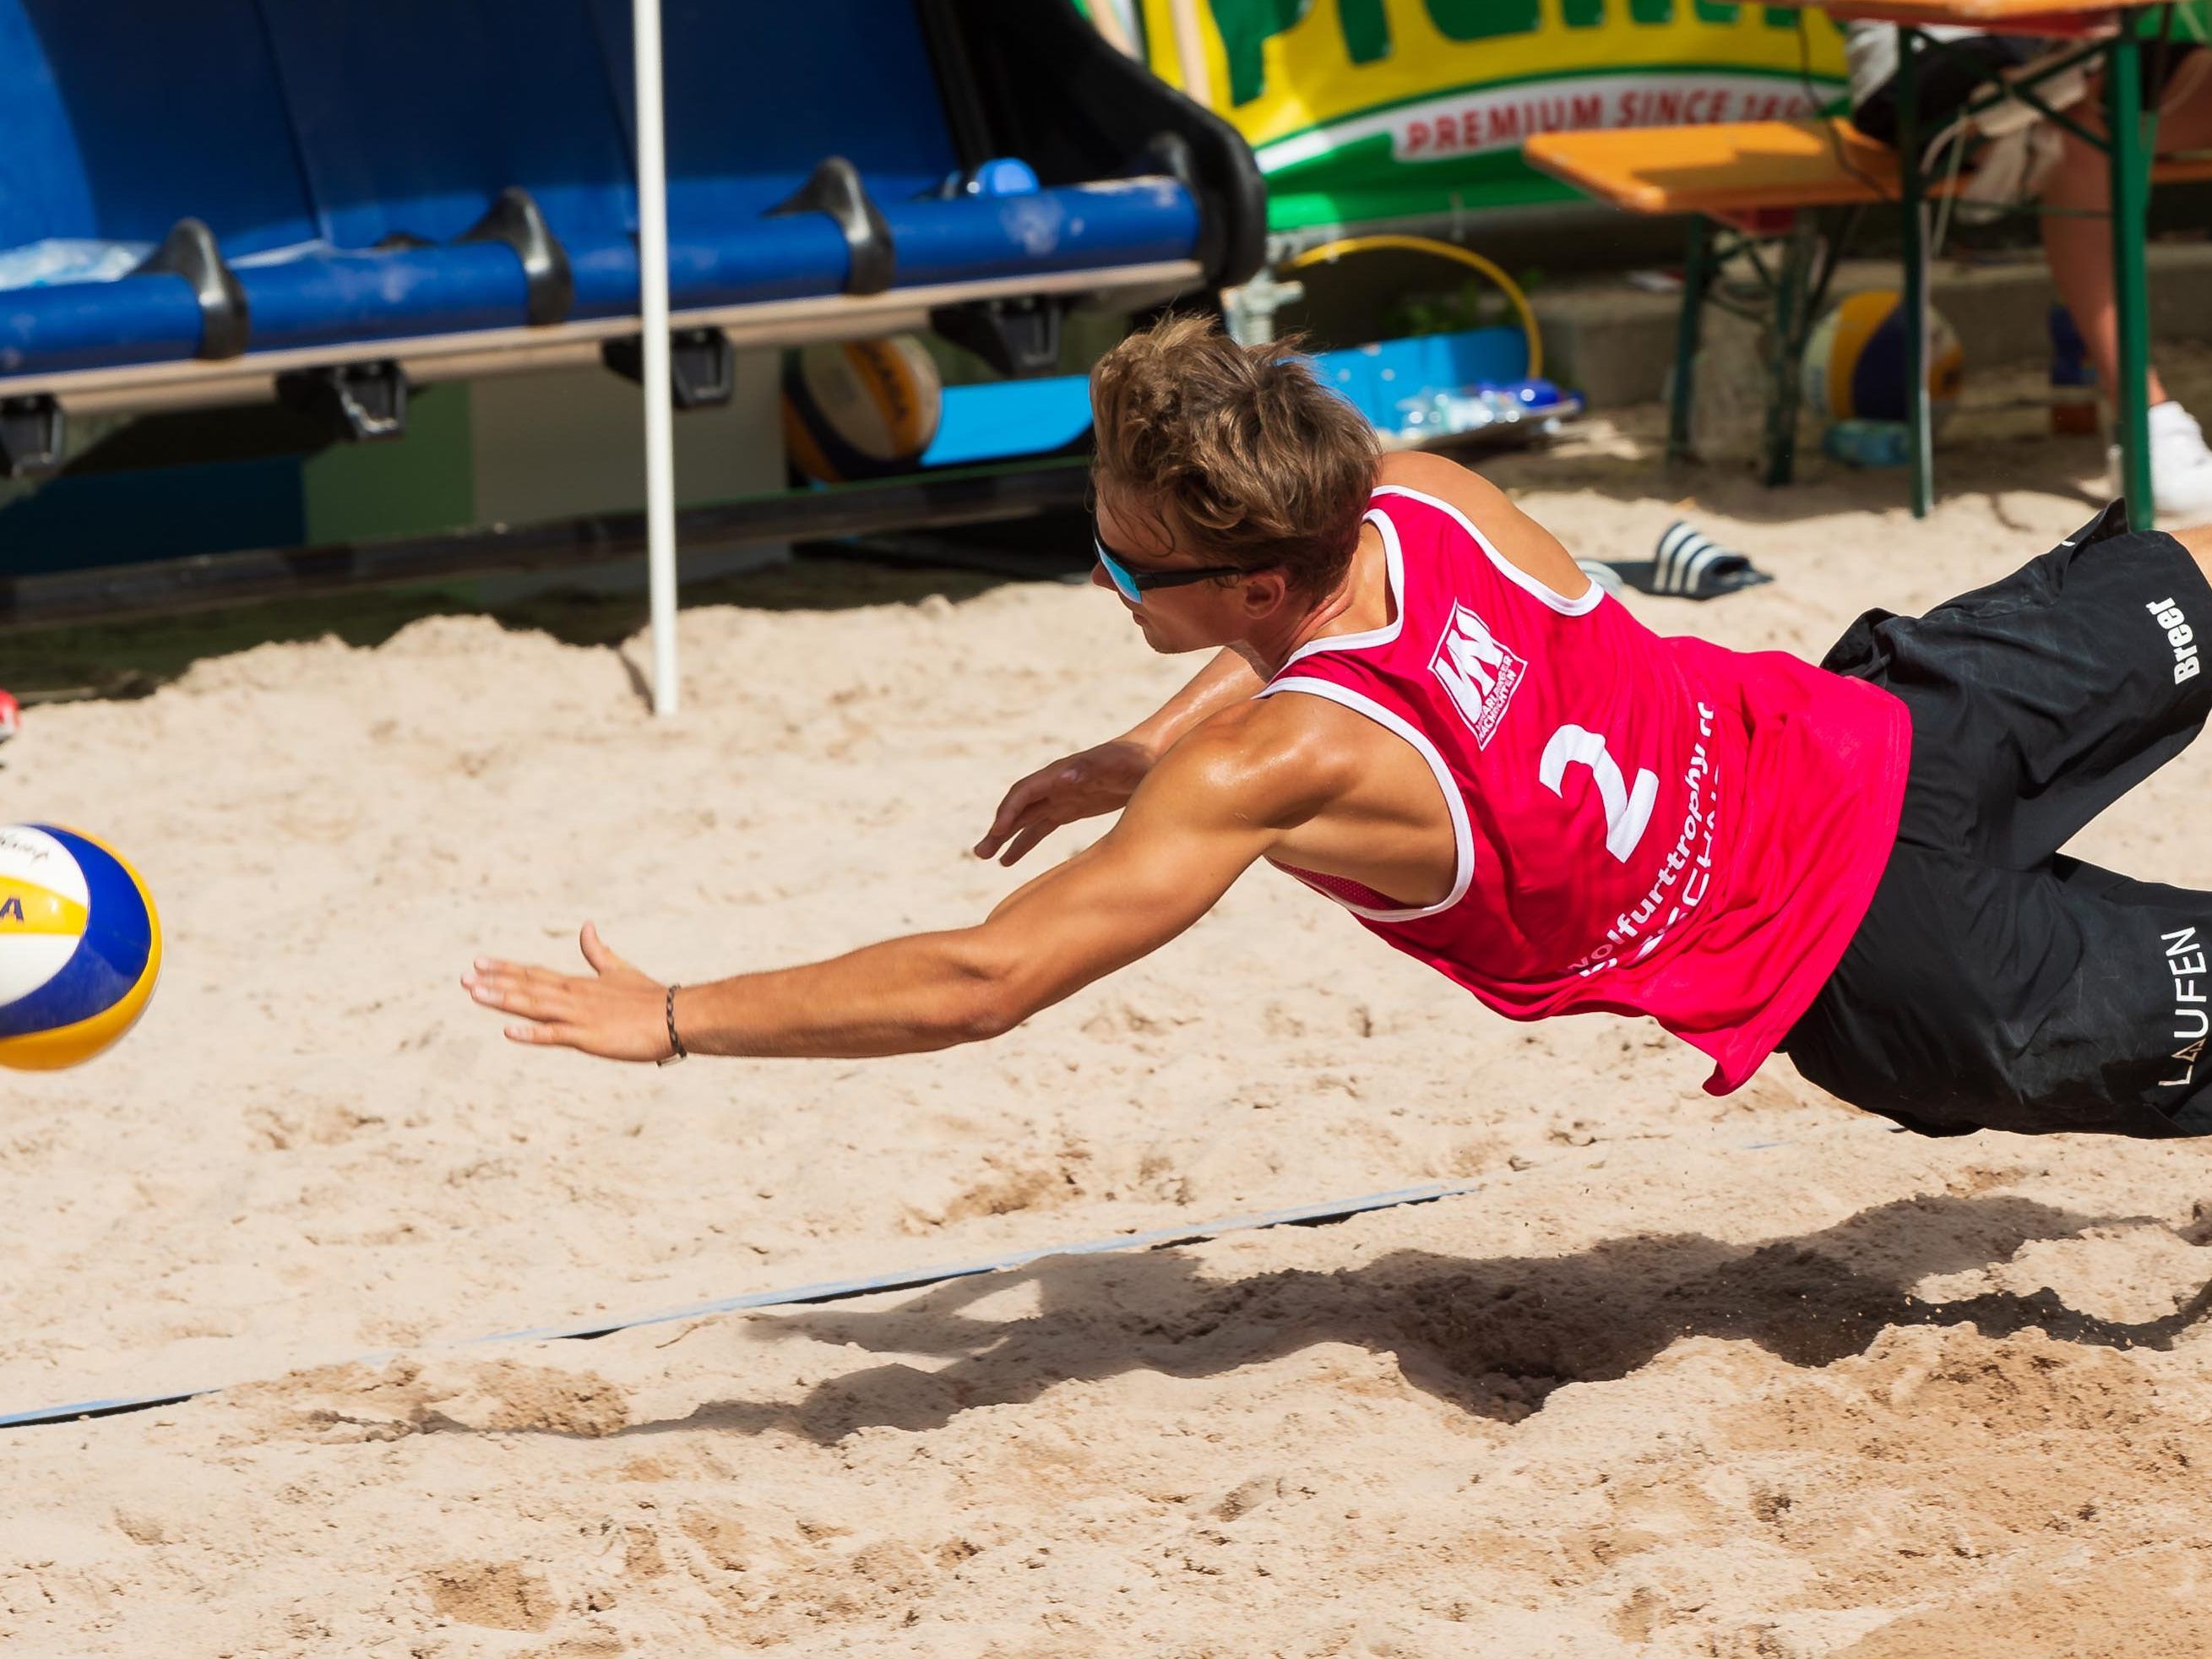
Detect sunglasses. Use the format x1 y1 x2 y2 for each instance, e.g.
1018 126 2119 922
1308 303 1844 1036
1093 518 1254 606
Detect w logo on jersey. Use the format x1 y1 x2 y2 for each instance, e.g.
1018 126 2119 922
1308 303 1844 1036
1430 602 1526 748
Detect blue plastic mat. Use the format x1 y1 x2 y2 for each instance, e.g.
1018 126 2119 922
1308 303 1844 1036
921 324 1541 470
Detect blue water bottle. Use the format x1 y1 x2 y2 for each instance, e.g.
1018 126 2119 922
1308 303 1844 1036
1823 419 1912 469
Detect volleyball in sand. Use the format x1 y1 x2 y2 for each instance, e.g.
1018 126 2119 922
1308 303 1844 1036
0 822 161 1070
1803 289 1966 428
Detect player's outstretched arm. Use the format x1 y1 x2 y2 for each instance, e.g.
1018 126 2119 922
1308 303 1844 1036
465 714 1307 1063
975 646 1263 866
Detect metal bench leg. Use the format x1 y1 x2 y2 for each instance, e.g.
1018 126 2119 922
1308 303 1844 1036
2108 19 2154 526
1668 215 1711 465
1898 27 1934 518
1762 215 1818 488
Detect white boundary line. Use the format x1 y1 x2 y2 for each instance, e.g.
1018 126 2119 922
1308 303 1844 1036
0 1179 1492 1431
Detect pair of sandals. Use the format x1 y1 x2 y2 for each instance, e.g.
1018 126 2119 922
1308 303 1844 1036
1579 520 1773 601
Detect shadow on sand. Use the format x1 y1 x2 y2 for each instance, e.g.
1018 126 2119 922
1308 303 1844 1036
538 1193 2211 1444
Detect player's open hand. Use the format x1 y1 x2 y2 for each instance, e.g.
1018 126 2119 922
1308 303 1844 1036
463 922 675 1062
975 737 1155 866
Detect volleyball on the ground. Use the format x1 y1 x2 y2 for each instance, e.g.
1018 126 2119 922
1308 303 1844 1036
1803 290 1965 428
0 823 161 1070
782 335 943 482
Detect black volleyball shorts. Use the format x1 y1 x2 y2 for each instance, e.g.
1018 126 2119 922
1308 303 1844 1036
1782 503 2212 1139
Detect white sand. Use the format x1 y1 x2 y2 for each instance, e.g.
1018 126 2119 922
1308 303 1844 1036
8 393 2212 1656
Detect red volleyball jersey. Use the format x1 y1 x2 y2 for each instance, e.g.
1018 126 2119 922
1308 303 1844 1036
1261 486 1910 1094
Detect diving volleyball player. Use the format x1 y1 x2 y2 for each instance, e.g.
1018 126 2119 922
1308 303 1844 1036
466 316 2212 1140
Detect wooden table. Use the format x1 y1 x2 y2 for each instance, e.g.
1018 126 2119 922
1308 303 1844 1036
1758 0 2179 521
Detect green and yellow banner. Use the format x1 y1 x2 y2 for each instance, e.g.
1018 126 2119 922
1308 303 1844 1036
1139 0 1847 228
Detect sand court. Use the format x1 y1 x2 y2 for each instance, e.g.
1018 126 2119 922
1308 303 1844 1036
9 402 2212 1653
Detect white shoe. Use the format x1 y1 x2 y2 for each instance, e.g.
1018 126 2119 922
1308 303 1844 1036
2110 401 2212 523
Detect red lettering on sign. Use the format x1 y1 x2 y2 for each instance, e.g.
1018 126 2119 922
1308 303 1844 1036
1571 93 1605 127
1487 106 1521 142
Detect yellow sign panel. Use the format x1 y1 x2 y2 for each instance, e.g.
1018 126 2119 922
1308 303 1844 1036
1142 0 1845 227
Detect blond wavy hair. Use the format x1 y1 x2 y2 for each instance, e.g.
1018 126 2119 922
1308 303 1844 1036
1090 314 1378 599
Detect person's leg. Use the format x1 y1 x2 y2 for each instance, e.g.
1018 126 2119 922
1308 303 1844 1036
2042 139 2167 408
2040 55 2212 405
2176 519 2212 572
1820 504 2212 869
1785 845 2212 1137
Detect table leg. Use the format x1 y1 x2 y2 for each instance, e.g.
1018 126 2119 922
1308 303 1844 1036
2107 19 2154 526
1896 26 1933 519
1667 216 1710 466
1763 216 1818 489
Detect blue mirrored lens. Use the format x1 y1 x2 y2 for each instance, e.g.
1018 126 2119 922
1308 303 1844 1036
1095 537 1144 605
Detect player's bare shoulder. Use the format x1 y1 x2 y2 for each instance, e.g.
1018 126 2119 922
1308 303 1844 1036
1376 451 1593 601
1155 692 1372 830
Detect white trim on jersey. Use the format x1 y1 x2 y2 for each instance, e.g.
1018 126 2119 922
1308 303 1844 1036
1277 505 1405 671
1254 675 1476 924
1370 484 1605 617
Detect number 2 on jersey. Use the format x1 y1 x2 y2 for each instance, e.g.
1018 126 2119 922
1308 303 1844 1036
1539 724 1657 862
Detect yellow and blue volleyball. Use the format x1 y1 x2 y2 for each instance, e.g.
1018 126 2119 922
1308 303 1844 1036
781 335 943 483
1803 290 1965 428
0 823 161 1070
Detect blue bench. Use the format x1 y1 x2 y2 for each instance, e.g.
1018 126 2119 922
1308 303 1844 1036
0 0 1262 471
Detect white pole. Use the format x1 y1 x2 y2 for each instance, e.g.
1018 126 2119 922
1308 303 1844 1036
633 0 679 716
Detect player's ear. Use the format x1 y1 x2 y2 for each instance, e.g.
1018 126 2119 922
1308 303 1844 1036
1238 569 1291 620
